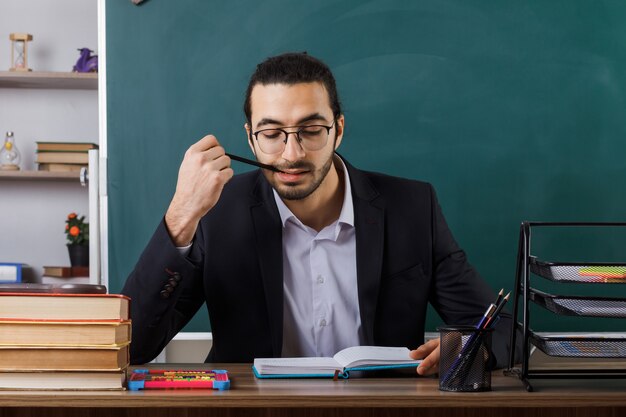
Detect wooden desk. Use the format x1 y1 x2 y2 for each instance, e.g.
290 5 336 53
0 364 625 417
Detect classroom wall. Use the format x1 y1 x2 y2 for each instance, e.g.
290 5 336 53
106 0 626 334
0 0 98 280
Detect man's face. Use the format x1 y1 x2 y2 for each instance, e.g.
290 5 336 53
246 82 344 201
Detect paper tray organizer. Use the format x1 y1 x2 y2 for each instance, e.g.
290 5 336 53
505 222 626 392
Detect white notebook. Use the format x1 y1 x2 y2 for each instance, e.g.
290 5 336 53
253 346 421 379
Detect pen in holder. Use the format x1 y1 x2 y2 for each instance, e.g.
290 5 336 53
438 325 493 392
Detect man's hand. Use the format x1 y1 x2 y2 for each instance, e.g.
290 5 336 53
410 337 440 376
165 135 234 246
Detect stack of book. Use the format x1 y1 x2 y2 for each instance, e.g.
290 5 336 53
0 292 130 390
42 266 89 285
35 142 98 172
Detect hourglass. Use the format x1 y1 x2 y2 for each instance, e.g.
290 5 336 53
9 33 33 72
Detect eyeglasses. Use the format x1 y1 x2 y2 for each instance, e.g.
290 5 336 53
251 120 336 154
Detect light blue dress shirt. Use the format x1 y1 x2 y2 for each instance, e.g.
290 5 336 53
273 159 363 357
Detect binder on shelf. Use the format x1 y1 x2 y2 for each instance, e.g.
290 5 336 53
0 263 23 283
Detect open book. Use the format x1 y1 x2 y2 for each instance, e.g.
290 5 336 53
253 346 421 379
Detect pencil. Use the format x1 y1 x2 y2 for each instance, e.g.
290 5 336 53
484 292 510 329
494 288 504 307
226 153 283 173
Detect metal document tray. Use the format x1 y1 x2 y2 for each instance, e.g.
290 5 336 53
530 332 626 358
529 258 626 284
530 289 626 318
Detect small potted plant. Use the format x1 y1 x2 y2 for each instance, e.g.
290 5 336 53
65 212 89 267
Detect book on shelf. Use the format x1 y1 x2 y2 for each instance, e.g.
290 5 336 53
0 344 129 371
0 370 126 391
43 266 89 278
0 263 23 283
0 320 131 346
0 293 129 321
41 276 89 285
38 163 85 172
0 283 105 295
253 346 422 379
35 151 89 164
36 142 98 152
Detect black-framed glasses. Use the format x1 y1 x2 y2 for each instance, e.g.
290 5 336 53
251 120 336 154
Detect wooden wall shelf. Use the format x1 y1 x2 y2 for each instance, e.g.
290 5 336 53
0 71 97 90
0 170 81 182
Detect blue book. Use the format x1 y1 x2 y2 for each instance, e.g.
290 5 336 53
0 263 23 283
253 346 421 379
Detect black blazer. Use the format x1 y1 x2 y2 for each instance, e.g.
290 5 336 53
122 156 519 367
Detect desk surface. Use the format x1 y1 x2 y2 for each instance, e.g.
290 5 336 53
1 364 626 409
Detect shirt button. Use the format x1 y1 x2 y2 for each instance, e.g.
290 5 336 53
317 275 324 284
320 319 327 327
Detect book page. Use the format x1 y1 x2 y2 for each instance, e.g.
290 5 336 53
333 346 417 368
253 357 341 375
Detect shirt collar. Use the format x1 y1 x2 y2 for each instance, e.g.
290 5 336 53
273 156 355 230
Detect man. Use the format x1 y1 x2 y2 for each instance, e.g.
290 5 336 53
122 52 516 374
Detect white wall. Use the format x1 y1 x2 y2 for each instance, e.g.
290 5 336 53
0 0 98 281
0 0 97 72
161 334 213 364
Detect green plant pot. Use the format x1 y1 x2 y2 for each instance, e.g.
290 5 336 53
67 244 89 267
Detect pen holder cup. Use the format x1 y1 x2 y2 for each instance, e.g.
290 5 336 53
438 325 493 392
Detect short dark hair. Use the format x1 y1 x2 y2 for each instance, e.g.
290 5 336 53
243 52 342 123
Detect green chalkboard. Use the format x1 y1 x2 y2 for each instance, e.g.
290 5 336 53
106 0 626 333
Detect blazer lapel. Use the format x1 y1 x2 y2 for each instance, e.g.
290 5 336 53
343 157 385 346
250 173 284 357
247 158 385 353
